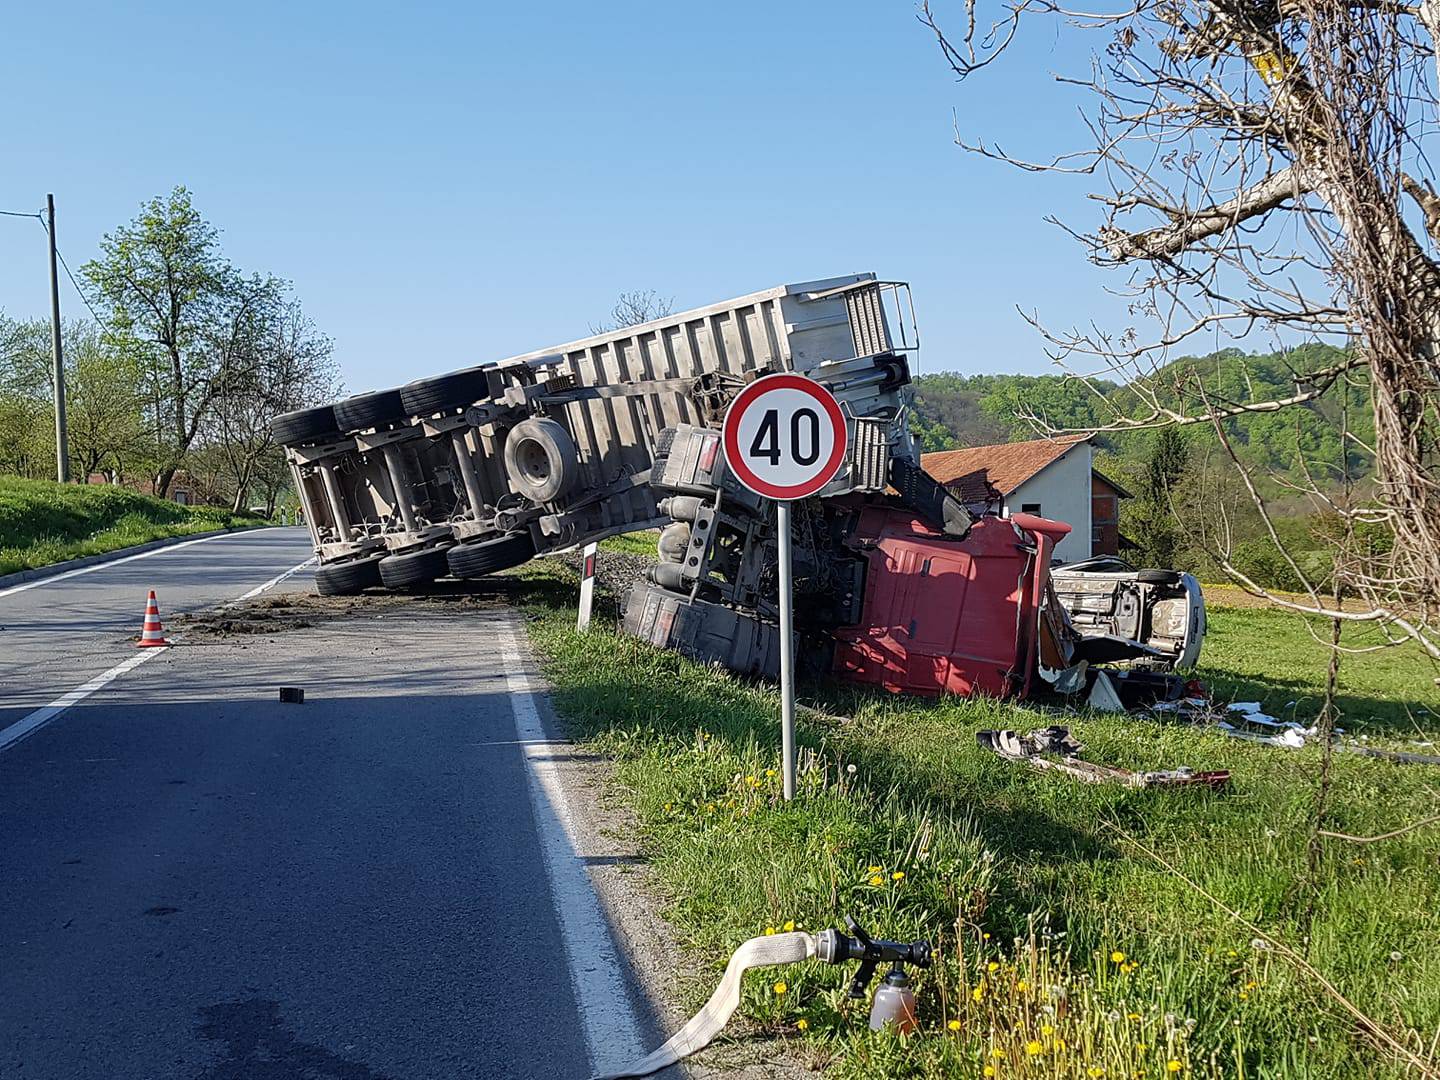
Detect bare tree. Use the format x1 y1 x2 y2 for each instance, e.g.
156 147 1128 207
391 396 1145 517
922 0 1440 659
211 292 338 514
589 289 675 334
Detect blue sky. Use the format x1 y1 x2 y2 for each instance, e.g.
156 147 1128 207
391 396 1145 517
0 1 1125 389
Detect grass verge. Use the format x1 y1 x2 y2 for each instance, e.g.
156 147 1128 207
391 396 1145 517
0 476 265 576
511 558 1439 1079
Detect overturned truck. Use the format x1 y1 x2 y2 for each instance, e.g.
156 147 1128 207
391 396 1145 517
273 274 1204 703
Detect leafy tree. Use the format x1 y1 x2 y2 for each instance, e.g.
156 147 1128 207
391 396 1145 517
82 187 232 497
1128 426 1189 568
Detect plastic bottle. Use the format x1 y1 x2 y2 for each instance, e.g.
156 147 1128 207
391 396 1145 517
868 968 918 1033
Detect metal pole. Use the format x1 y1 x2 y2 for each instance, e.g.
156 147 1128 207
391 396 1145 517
777 499 796 801
45 194 69 483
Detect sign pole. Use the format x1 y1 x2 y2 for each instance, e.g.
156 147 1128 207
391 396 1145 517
776 500 796 801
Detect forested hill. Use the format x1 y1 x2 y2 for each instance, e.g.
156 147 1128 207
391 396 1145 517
912 344 1371 487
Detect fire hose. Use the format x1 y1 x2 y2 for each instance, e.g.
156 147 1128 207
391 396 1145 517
596 917 931 1080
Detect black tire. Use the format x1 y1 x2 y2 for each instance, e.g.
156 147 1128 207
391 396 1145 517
446 531 536 578
334 389 408 433
400 367 492 417
503 418 580 503
314 553 385 596
1136 569 1183 586
270 405 339 447
378 545 451 589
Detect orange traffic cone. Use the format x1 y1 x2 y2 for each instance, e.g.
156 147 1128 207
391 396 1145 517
137 590 171 647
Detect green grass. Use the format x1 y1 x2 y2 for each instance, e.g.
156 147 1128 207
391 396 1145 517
599 529 661 557
512 558 1440 1079
0 476 265 576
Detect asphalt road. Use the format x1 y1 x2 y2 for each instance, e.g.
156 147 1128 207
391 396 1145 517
0 534 659 1079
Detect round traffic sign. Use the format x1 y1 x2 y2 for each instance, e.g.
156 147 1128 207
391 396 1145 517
721 373 848 500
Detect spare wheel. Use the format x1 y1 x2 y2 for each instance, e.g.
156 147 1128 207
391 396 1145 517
503 418 579 504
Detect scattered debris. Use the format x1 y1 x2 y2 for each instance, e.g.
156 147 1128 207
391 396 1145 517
279 687 305 704
977 725 1230 790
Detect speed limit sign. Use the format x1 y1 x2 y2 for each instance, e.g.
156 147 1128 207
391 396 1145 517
721 373 849 803
721 373 848 500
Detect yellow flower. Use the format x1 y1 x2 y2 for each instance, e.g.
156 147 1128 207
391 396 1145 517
991 1047 1006 1058
983 1068 996 1078
795 1018 808 1031
663 802 672 811
1088 1069 1107 1078
1025 1040 1044 1056
1167 1062 1182 1074
773 981 787 995
765 768 777 778
1017 980 1029 992
1137 1043 1148 1053
1055 1038 1067 1052
1127 1013 1142 1022
947 1019 961 1032
891 871 905 881
869 874 884 886
867 865 881 873
783 920 795 932
764 926 776 936
1110 950 1126 964
983 932 991 940
987 961 1000 973
1041 1025 1054 1036
972 985 985 1002
1244 981 1257 990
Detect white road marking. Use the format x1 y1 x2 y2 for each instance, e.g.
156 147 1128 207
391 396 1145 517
497 618 646 1077
0 649 166 753
227 557 316 605
0 548 315 756
0 528 285 601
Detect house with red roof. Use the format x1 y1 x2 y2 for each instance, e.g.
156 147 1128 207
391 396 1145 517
921 436 1131 561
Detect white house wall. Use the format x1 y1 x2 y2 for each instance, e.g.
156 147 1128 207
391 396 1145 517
1002 443 1093 562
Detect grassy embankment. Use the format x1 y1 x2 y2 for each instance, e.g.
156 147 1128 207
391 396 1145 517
510 556 1439 1079
0 476 265 576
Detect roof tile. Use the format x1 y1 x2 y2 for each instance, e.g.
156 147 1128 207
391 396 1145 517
922 436 1089 501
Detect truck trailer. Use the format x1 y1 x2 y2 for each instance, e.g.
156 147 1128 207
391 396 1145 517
272 274 1204 703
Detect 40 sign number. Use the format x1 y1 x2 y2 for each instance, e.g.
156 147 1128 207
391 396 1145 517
721 373 848 501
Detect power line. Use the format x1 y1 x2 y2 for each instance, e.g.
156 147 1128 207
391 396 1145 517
0 208 43 218
37 216 104 324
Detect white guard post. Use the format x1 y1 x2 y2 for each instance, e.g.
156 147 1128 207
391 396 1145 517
577 541 599 633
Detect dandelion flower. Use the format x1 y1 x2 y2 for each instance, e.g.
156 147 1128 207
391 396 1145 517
764 926 776 936
1167 1062 1182 1074
1137 1043 1148 1053
983 1068 996 1078
1089 1069 1107 1078
765 768 777 778
983 932 992 940
973 985 986 1003
869 874 884 886
867 865 882 873
773 981 787 995
1017 980 1029 992
947 1019 961 1032
892 871 905 881
991 1047 1005 1058
795 1018 808 1031
987 962 1000 973
1055 1038 1067 1052
1110 950 1126 964
1041 1024 1054 1036
783 920 795 932
1025 1040 1044 1056
1127 1013 1142 1022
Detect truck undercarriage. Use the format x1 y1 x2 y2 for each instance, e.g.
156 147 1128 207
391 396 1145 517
273 275 1203 704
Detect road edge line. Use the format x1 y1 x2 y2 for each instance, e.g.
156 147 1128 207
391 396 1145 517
0 649 166 753
498 617 647 1077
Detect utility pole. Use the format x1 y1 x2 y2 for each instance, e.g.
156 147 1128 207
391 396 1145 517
46 194 70 483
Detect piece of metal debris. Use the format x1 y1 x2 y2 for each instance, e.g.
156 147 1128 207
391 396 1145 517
976 725 1230 790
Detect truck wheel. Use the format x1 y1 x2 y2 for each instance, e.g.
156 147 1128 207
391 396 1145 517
271 406 339 447
378 546 450 589
447 530 536 578
400 368 491 417
334 389 408 433
314 553 385 596
503 418 579 503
